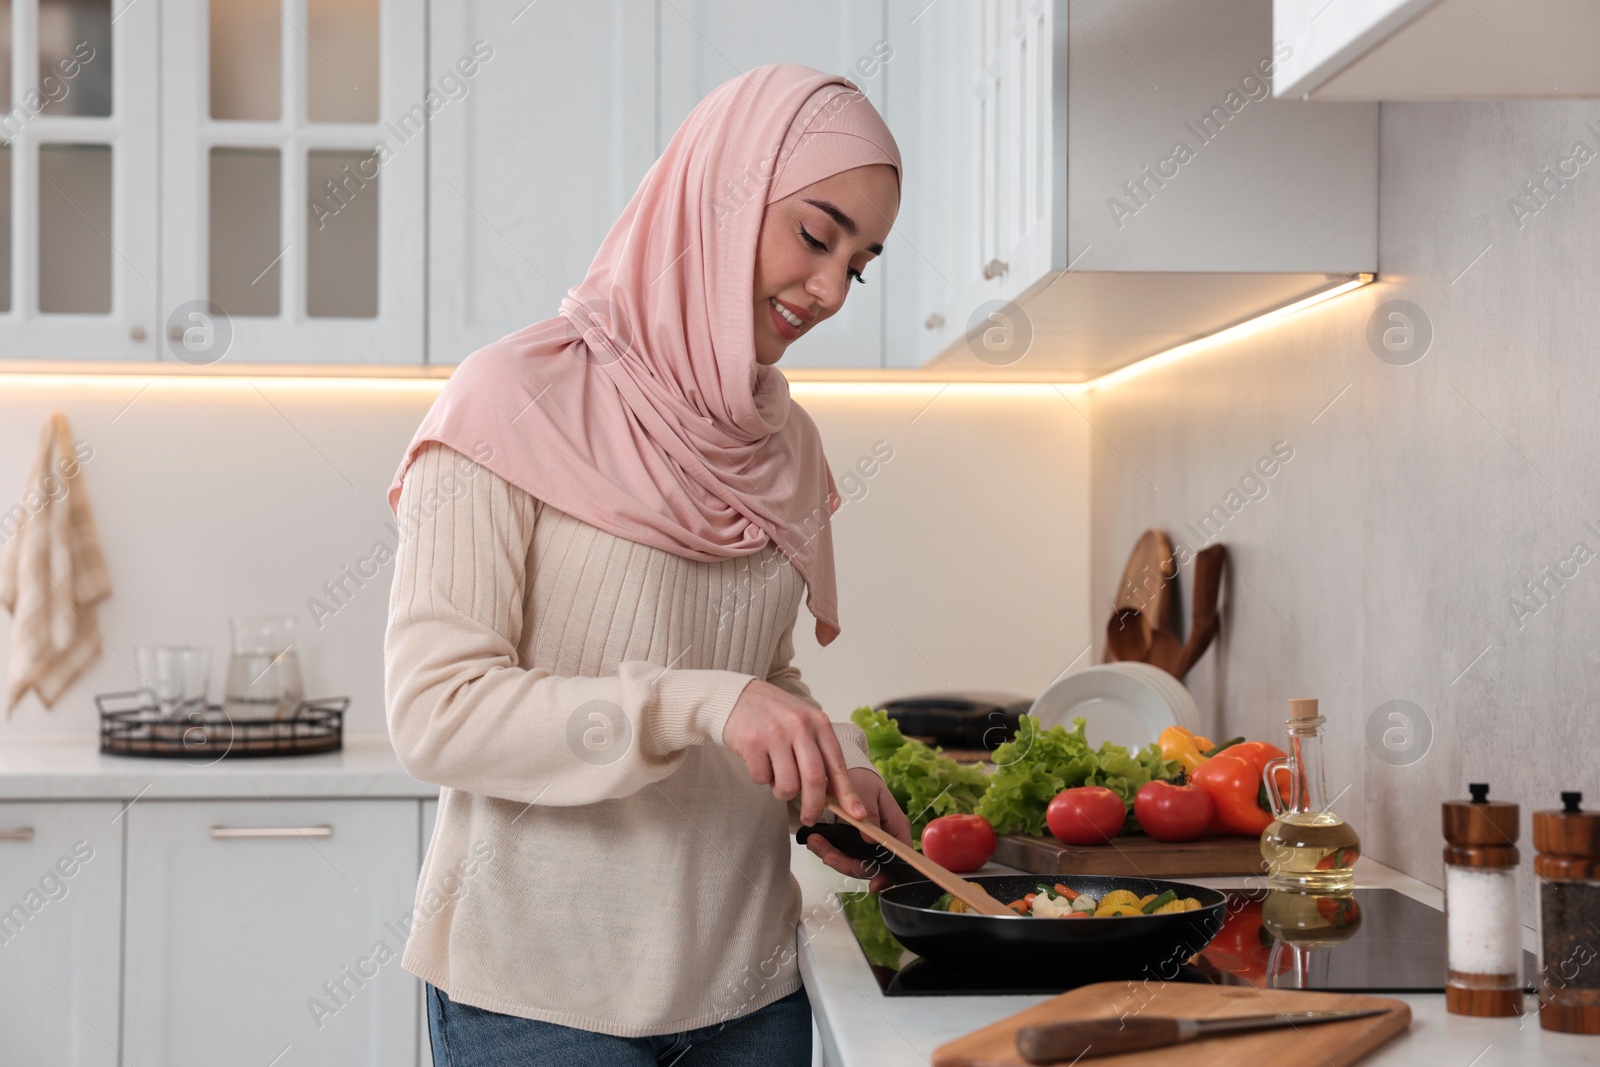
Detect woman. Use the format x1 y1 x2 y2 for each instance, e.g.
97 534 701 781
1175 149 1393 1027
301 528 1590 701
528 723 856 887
384 63 913 1065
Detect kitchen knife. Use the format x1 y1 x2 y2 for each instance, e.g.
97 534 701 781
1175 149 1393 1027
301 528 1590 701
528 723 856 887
1015 1008 1391 1063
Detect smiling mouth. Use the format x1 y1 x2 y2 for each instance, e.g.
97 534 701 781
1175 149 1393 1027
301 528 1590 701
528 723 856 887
771 297 805 328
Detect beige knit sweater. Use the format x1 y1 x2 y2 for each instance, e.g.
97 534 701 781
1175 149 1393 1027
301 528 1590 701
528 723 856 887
384 442 877 1038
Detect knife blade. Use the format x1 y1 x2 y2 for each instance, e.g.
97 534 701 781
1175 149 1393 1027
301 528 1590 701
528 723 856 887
1015 1007 1392 1063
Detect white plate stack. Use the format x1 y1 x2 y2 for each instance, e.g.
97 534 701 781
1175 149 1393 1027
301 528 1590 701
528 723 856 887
1026 662 1202 754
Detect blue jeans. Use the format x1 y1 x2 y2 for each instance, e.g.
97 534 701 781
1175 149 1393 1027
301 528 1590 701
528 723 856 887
425 982 812 1066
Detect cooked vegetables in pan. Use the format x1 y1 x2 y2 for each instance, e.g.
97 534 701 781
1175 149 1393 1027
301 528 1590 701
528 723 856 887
930 883 1203 917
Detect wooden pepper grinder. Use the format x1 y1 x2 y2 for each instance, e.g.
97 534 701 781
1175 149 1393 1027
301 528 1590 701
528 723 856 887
1533 791 1600 1033
1443 782 1523 1016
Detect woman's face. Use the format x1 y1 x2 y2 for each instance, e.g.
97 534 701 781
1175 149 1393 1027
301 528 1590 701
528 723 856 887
752 164 899 366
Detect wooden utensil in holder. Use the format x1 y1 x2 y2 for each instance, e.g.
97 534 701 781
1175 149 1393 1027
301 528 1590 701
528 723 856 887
1104 530 1178 663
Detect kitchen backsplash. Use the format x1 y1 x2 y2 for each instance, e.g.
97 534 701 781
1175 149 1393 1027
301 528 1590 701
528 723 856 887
0 382 1090 736
1089 98 1600 901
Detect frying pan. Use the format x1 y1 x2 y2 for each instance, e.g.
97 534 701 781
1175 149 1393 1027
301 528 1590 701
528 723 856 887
798 821 1228 975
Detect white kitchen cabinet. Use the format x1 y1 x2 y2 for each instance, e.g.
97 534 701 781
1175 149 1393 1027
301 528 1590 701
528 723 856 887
658 0 892 370
426 0 658 366
123 799 421 1067
881 0 975 368
0 2 159 360
0 802 123 1067
1273 0 1600 100
161 0 427 364
896 0 1378 380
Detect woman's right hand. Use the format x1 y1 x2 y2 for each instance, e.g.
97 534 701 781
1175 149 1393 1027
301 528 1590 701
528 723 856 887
722 680 868 826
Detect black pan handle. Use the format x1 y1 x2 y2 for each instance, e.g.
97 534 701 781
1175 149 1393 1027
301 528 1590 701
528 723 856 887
795 819 922 886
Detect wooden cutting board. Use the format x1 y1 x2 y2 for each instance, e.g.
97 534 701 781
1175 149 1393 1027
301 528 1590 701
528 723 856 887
994 832 1269 877
931 982 1411 1067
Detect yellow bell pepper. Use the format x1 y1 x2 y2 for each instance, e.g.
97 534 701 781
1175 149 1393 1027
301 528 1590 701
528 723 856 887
1158 725 1207 773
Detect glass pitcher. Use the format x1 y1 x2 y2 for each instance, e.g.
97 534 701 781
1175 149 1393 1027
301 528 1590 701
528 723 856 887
223 615 304 720
1259 698 1362 891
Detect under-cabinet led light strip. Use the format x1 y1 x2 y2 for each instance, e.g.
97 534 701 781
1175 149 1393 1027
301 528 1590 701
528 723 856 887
0 275 1371 395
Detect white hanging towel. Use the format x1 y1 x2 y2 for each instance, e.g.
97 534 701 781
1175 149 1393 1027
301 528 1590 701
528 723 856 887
0 411 111 716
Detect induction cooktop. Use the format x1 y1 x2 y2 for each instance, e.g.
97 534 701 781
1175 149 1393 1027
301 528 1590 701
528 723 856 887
838 887 1539 997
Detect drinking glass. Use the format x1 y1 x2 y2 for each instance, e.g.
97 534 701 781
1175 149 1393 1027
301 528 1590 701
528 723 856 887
134 645 212 721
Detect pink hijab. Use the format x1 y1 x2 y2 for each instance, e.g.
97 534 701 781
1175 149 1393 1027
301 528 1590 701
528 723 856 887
389 63 901 646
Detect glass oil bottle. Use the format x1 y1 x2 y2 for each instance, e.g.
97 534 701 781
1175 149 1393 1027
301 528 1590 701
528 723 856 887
1259 698 1361 891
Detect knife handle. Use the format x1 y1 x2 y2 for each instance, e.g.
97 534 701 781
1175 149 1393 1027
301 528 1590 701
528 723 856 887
794 819 920 886
1016 1017 1189 1063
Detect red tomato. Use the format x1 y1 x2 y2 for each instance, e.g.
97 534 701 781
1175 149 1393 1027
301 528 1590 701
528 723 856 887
920 814 997 873
1045 786 1126 845
1133 779 1215 842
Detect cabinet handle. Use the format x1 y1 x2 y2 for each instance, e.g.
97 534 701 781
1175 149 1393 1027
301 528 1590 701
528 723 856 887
0 827 34 842
982 258 1009 280
210 825 333 840
924 313 945 330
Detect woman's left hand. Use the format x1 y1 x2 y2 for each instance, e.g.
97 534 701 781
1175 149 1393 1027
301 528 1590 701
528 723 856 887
804 767 913 894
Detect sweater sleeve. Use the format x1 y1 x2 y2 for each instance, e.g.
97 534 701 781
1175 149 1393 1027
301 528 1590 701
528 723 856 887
384 442 756 806
765 621 878 777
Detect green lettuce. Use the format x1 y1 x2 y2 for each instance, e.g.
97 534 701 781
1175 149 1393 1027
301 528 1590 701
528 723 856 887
839 890 904 969
849 707 992 845
975 714 1180 837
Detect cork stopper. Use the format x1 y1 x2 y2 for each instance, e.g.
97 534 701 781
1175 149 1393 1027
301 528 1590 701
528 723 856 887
1288 698 1319 720
1443 782 1519 868
1533 790 1600 879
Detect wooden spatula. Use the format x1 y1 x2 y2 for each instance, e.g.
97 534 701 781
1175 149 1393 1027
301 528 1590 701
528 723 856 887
824 801 1016 917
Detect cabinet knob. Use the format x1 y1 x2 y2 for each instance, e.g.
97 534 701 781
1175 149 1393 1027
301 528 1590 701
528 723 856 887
982 258 1009 280
0 827 35 842
129 326 147 343
924 313 945 330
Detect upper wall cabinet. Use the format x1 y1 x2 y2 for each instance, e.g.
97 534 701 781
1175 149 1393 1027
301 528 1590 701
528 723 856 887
892 0 1379 379
0 0 158 360
430 0 895 369
657 0 891 370
426 0 657 366
1273 0 1600 100
0 0 425 365
2 0 1380 372
163 0 426 364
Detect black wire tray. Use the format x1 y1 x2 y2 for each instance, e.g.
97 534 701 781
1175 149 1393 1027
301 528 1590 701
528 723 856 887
96 692 348 759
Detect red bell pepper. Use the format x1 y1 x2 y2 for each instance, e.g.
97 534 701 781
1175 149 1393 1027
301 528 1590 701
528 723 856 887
1190 752 1276 836
1220 740 1287 774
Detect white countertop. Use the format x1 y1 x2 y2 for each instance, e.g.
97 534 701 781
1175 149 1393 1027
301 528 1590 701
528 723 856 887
0 734 436 800
791 841 1596 1067
6 738 1595 1063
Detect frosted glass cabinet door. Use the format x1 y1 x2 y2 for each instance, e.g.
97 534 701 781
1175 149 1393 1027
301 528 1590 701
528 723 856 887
123 800 421 1067
0 0 159 359
426 0 657 365
160 0 427 364
0 802 124 1067
658 0 891 369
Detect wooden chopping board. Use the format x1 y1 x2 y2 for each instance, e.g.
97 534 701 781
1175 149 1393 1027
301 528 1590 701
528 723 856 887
994 833 1268 877
931 982 1410 1067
